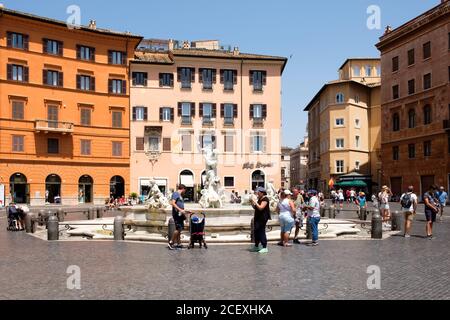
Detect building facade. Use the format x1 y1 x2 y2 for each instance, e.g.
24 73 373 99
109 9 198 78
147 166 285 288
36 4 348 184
304 59 382 193
290 137 309 189
0 8 142 205
376 0 450 198
281 147 292 189
130 40 287 201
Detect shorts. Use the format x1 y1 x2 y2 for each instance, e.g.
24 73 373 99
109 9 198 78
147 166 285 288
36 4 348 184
279 214 295 233
380 204 390 210
425 210 437 223
404 211 415 222
173 219 184 231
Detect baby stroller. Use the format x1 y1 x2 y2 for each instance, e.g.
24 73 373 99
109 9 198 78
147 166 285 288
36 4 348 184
188 212 208 249
6 205 23 232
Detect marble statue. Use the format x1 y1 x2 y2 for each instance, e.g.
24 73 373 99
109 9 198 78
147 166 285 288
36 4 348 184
145 178 170 210
198 143 226 208
242 191 257 206
266 179 280 212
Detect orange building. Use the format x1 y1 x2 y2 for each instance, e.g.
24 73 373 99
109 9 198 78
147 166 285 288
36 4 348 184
0 8 142 205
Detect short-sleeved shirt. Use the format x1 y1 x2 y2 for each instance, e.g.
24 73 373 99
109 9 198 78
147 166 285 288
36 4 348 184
400 192 417 212
357 196 366 208
423 192 438 212
294 194 304 213
438 191 448 204
307 196 320 218
171 191 185 221
254 196 271 225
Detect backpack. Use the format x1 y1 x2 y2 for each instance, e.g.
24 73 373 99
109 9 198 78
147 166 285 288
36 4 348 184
401 193 412 209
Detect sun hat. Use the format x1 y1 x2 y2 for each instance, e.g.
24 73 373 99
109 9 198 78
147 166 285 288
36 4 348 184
256 187 266 193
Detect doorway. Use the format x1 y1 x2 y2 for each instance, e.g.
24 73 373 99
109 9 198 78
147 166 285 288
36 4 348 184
251 170 266 191
45 174 62 204
79 175 93 204
110 176 125 199
180 170 195 202
9 173 29 204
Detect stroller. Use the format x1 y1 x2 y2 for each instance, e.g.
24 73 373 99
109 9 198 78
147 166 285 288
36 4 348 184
188 212 208 249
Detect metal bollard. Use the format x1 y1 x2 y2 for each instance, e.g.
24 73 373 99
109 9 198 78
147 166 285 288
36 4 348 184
25 212 34 233
320 206 325 218
47 216 59 241
391 211 402 231
46 210 54 229
250 218 255 243
114 216 125 240
88 207 95 220
168 218 175 243
371 209 383 239
96 207 104 219
57 208 65 222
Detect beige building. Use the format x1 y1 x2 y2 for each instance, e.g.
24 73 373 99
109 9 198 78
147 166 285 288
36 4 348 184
304 58 382 193
281 147 292 189
290 137 309 189
130 39 287 201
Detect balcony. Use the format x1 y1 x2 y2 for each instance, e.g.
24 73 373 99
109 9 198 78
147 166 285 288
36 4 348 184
224 118 234 126
202 117 213 126
253 117 264 127
181 116 192 126
35 120 74 134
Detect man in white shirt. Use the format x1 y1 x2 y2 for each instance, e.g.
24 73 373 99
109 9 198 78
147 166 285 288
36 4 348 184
400 186 418 238
305 190 321 246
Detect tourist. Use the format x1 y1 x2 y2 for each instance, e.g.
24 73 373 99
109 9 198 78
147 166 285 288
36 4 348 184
400 186 418 238
338 189 344 209
168 184 187 250
292 187 305 244
8 202 25 231
331 189 337 206
349 189 356 204
230 190 238 204
356 192 367 212
277 190 296 247
250 187 271 254
424 185 439 240
346 189 351 203
235 192 242 204
305 190 321 246
379 186 392 229
437 186 448 222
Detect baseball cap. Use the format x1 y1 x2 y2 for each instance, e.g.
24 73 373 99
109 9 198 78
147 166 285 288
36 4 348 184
256 187 266 193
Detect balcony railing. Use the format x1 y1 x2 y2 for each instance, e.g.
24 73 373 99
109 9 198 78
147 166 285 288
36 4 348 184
35 120 74 134
181 116 192 125
224 118 234 126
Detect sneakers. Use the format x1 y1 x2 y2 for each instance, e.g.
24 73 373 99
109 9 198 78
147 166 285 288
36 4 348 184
404 234 411 239
176 244 185 249
428 235 434 240
168 242 175 250
311 242 319 247
293 239 301 244
250 245 261 252
258 248 269 254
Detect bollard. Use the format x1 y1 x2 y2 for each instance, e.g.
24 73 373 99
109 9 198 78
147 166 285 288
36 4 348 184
88 207 95 220
57 208 65 222
391 211 402 231
45 210 54 229
38 209 46 226
168 218 175 243
250 218 255 243
113 216 125 240
329 208 337 219
320 206 325 218
306 218 312 240
25 212 34 233
47 216 59 241
371 209 383 239
97 206 104 219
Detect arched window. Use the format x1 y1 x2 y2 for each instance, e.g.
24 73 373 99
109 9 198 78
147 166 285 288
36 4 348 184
251 170 266 191
336 93 345 104
423 105 432 125
408 109 416 129
393 113 400 132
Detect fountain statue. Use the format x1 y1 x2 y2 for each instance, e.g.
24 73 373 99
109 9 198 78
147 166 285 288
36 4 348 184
145 178 170 210
198 143 226 208
266 179 280 212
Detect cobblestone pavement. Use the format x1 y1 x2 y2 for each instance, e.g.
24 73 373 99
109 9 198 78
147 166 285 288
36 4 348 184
0 204 449 300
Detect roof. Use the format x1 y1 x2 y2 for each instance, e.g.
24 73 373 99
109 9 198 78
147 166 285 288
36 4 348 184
133 51 174 65
0 7 143 40
303 80 380 112
338 58 380 71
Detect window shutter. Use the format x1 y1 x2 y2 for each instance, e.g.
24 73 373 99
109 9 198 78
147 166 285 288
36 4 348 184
159 108 163 121
159 74 163 87
23 35 29 50
136 137 144 151
233 70 238 84
43 38 48 53
221 104 225 118
90 47 95 61
233 104 238 118
250 105 254 118
91 77 95 91
132 107 137 121
170 108 175 122
212 104 217 118
43 70 48 85
58 41 63 56
170 74 174 87
249 71 254 85
163 138 171 152
250 136 254 152
7 32 12 47
108 79 113 93
199 103 204 117
108 50 113 64
262 104 267 118
59 72 64 87
220 70 224 84
191 103 196 117
191 68 195 82
23 67 29 82
212 69 217 84
178 103 182 116
122 80 127 94
143 107 148 121
121 52 127 65
76 45 81 59
199 69 203 82
177 68 181 82
7 64 12 80
262 71 267 85
76 75 81 89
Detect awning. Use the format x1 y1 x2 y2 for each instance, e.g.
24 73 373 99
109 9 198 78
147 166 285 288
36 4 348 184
180 175 194 187
335 180 367 188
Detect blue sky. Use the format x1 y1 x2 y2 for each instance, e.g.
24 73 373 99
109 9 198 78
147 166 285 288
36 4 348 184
3 0 439 147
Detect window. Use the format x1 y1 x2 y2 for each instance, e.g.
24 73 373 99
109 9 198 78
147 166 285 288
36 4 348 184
366 66 372 76
408 109 416 128
423 105 432 125
47 138 59 154
376 66 381 76
353 66 361 77
44 39 62 55
77 75 95 91
132 72 148 86
181 134 192 152
423 41 431 60
336 160 344 173
112 111 123 128
148 136 160 152
408 144 415 159
109 79 126 94
12 101 24 120
355 136 360 148
47 106 59 128
392 56 399 72
424 141 432 157
135 137 144 151
7 64 28 82
408 79 415 95
423 73 432 90
393 146 399 161
109 51 125 65
159 73 173 87
161 108 172 122
250 71 266 91
7 32 28 50
252 135 265 152
355 119 360 128
224 177 235 188
223 104 235 125
12 135 24 152
354 95 360 104
77 45 95 61
112 142 122 156
202 103 213 123
393 113 400 132
408 49 415 66
224 135 234 153
81 140 91 155
253 104 263 120
201 134 215 150
336 93 344 104
44 70 63 87
392 85 399 100
132 107 147 121
200 69 215 90
181 103 192 125
222 70 236 91
335 118 344 126
355 161 360 171
178 67 194 89
163 138 171 152
336 139 344 149
80 108 91 126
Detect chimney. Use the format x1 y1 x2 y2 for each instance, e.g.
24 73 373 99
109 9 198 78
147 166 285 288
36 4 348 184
233 46 240 56
168 39 174 51
182 41 190 49
88 20 97 30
